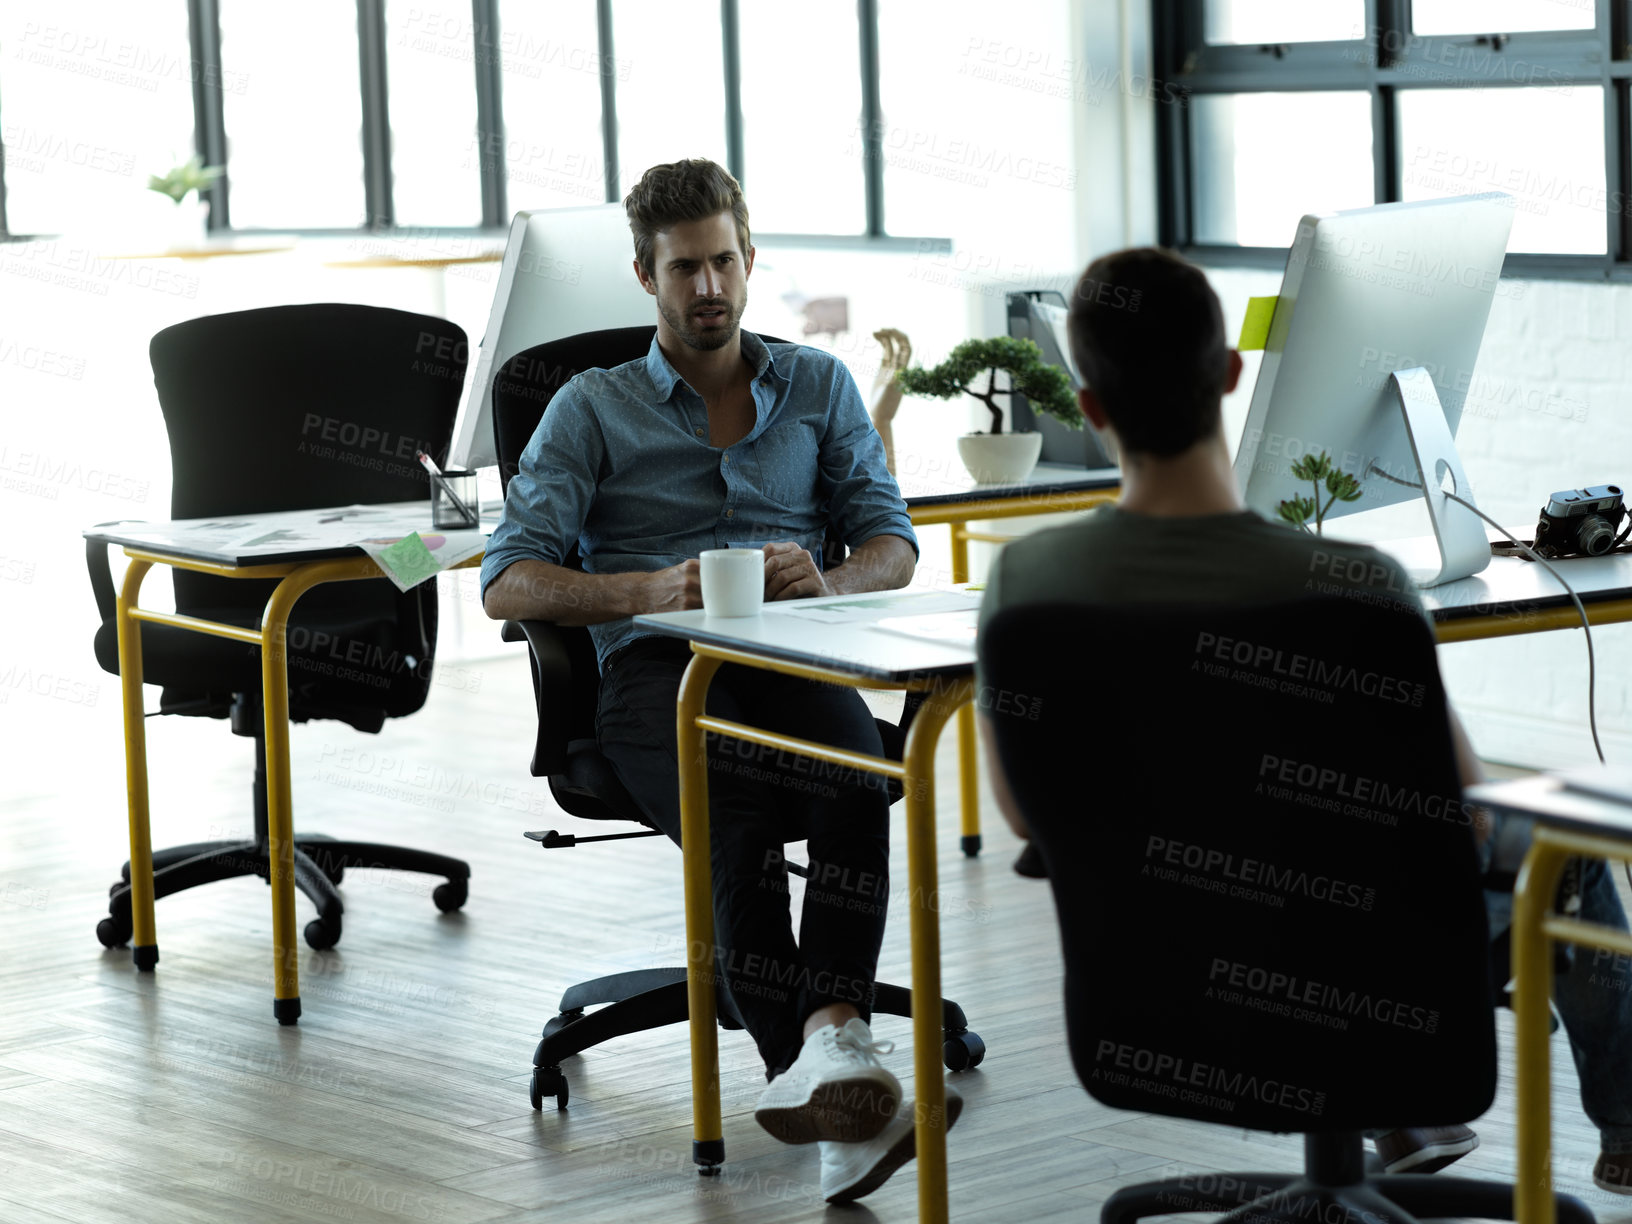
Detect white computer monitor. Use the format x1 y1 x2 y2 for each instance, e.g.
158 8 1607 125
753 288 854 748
1233 193 1515 585
447 204 656 470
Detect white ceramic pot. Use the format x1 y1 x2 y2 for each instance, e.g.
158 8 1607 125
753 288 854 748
156 197 209 251
956 431 1044 484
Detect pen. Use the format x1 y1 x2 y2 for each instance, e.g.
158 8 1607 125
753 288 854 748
416 451 478 526
319 512 355 523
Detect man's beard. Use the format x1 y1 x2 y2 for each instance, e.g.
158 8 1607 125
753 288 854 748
660 293 745 352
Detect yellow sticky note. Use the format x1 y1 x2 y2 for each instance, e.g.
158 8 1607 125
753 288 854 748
1237 296 1279 351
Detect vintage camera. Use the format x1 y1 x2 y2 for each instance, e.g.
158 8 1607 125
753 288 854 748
1535 484 1627 557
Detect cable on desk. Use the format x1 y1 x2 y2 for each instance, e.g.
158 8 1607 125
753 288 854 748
1366 465 1604 766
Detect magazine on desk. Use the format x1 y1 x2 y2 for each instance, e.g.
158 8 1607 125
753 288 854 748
770 588 981 625
763 588 983 645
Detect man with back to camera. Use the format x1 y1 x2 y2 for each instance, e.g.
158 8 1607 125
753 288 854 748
481 158 960 1203
974 246 1632 1192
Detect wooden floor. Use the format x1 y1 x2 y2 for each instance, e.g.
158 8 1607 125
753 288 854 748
3 648 1630 1223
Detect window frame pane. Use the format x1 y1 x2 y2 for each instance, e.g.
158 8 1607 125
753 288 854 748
0 0 948 246
1155 2 1630 279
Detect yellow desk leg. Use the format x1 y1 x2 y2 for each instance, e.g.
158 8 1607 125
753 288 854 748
261 579 307 1025
1513 841 1568 1224
956 706 980 857
115 559 159 970
948 522 970 587
947 522 982 856
678 651 726 1174
258 557 378 1025
902 677 972 1224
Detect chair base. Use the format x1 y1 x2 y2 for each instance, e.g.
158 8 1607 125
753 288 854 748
95 692 469 956
98 833 470 953
527 968 986 1130
1102 1133 1594 1224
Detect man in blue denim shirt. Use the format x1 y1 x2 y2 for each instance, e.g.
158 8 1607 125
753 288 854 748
483 159 949 1203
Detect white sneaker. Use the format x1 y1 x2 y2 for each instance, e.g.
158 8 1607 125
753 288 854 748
754 1018 901 1144
820 1087 964 1204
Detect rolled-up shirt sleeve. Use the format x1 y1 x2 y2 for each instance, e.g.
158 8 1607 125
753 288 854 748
479 383 605 600
818 366 918 557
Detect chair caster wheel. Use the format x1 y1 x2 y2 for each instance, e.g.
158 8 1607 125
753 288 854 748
942 1030 986 1071
432 880 467 913
96 916 131 949
531 1065 568 1110
304 917 341 950
109 880 125 898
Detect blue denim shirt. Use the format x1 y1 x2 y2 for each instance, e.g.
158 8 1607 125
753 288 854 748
480 330 918 668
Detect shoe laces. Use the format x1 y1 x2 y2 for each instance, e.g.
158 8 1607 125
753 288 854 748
828 1019 894 1061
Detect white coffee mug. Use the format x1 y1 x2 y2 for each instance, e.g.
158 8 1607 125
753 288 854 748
699 548 763 617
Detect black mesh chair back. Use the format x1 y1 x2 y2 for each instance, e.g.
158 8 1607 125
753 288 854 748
491 324 802 778
492 325 661 494
86 303 473 955
93 303 468 727
983 597 1494 1132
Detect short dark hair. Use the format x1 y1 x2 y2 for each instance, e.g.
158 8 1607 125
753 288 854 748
1067 247 1229 458
623 158 751 278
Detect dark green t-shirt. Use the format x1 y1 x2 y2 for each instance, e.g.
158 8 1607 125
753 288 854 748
975 506 1428 691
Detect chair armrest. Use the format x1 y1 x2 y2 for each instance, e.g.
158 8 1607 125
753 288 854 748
85 537 119 627
1479 810 1535 895
503 618 576 777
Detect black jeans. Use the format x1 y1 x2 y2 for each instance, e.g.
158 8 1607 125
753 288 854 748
596 636 893 1077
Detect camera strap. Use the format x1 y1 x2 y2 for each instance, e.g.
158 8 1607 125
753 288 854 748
1490 537 1632 561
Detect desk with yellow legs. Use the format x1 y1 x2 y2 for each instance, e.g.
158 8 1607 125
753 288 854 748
900 461 1120 856
1463 777 1632 1224
86 506 484 1023
634 595 979 1224
1425 546 1632 1222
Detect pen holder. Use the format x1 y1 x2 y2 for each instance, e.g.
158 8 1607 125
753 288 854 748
430 470 479 529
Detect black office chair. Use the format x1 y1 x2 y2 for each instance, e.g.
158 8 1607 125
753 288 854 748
490 326 983 1109
981 597 1593 1224
88 303 472 954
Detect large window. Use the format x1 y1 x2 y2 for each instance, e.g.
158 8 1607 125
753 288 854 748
610 1 730 196
1156 2 1632 276
383 0 483 226
0 1 196 237
738 0 865 235
495 0 607 211
0 0 953 244
219 0 367 229
875 0 1076 257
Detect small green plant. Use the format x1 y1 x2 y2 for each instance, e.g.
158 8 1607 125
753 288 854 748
895 335 1078 435
147 154 223 204
1277 451 1364 535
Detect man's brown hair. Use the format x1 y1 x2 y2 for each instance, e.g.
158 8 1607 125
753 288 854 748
623 158 751 278
1068 247 1229 458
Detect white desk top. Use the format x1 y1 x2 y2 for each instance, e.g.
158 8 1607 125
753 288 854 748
895 460 1120 507
632 542 1632 682
84 501 492 567
1412 546 1632 623
1467 773 1632 841
634 589 981 682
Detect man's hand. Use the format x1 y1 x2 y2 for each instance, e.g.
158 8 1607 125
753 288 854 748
762 541 833 601
644 558 703 613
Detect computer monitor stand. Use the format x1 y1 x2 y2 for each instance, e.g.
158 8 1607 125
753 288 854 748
1383 367 1491 587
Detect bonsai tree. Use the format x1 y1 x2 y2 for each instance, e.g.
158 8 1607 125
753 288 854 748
1277 451 1363 535
896 336 1079 435
148 154 223 204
